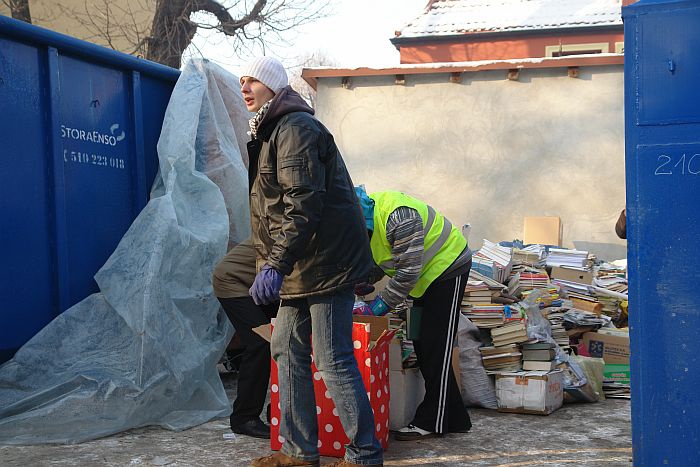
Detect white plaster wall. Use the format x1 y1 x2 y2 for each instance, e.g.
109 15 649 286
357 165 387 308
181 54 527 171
314 66 627 260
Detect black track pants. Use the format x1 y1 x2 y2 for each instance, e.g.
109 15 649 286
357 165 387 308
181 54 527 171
411 270 472 434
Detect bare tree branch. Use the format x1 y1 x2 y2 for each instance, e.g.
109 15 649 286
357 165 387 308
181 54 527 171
48 0 334 69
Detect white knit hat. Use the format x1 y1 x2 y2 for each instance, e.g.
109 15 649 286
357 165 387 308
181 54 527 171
240 56 288 94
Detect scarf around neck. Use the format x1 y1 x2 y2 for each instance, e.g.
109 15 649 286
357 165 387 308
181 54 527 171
248 100 272 139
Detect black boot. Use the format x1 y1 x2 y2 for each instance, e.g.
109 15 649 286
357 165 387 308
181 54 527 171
231 418 270 439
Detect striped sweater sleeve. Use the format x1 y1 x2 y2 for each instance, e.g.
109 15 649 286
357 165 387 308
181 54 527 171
381 206 424 309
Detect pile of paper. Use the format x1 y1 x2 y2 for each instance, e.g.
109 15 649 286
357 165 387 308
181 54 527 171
546 248 589 268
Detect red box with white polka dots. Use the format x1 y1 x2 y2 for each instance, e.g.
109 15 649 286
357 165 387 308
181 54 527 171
269 322 396 457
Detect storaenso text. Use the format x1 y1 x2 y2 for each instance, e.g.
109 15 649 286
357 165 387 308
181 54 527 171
61 124 125 146
61 123 127 170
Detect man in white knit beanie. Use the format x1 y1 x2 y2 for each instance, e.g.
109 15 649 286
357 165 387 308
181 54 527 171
240 57 384 467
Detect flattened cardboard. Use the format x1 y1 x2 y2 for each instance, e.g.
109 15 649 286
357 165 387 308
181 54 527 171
524 216 562 247
252 323 272 342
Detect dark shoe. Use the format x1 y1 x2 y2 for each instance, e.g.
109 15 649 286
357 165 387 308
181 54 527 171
324 460 383 467
251 452 320 466
394 424 441 441
232 418 270 439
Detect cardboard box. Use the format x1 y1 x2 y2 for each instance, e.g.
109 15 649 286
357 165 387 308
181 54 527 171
352 315 390 342
269 320 395 458
583 332 630 364
523 216 561 246
550 266 593 285
495 370 564 415
604 364 631 384
388 368 425 430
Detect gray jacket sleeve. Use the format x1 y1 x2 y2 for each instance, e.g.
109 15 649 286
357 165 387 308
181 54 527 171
381 207 424 309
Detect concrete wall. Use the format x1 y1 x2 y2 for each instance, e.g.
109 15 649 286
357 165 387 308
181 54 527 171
314 65 626 260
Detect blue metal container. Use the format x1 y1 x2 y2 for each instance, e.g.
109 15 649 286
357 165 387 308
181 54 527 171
623 0 700 464
0 16 180 363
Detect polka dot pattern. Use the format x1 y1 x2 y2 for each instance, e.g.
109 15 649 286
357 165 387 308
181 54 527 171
269 322 395 458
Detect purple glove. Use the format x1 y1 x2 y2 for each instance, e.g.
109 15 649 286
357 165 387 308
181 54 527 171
249 265 283 305
369 295 390 316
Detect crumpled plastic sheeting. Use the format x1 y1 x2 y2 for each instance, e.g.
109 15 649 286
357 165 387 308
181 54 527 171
522 289 588 390
0 59 251 445
456 314 498 409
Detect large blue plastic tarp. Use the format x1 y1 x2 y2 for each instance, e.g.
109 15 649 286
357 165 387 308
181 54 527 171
0 59 251 444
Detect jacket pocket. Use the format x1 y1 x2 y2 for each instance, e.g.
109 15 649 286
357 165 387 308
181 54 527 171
278 155 311 188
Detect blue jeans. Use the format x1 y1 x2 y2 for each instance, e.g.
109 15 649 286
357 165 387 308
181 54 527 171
270 288 383 465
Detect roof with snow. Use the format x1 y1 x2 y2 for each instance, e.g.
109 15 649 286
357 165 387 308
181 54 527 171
396 0 623 39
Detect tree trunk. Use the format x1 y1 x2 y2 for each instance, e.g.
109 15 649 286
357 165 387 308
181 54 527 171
9 0 32 23
146 0 268 69
147 0 198 68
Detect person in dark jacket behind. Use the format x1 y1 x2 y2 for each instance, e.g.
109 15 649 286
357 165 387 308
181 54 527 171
616 208 626 239
212 238 277 439
240 57 383 467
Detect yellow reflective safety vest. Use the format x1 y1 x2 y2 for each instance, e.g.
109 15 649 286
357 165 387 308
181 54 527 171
369 191 467 298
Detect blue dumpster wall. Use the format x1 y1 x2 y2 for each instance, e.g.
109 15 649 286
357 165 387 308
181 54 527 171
623 0 700 464
0 16 180 363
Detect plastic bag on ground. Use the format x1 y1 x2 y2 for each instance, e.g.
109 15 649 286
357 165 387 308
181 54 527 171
521 289 588 392
0 59 250 444
457 314 498 409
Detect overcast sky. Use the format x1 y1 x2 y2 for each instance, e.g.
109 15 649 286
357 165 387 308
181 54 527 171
186 0 428 76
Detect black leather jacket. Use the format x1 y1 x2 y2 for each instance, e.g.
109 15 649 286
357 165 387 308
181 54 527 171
247 86 371 298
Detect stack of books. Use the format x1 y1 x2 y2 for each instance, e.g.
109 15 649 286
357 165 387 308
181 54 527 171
521 342 557 371
521 286 562 308
544 310 570 350
563 291 602 315
473 239 513 283
546 248 589 268
507 269 550 297
469 270 508 303
462 281 493 306
463 304 505 328
594 275 628 295
479 344 522 371
490 321 529 347
512 245 546 267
